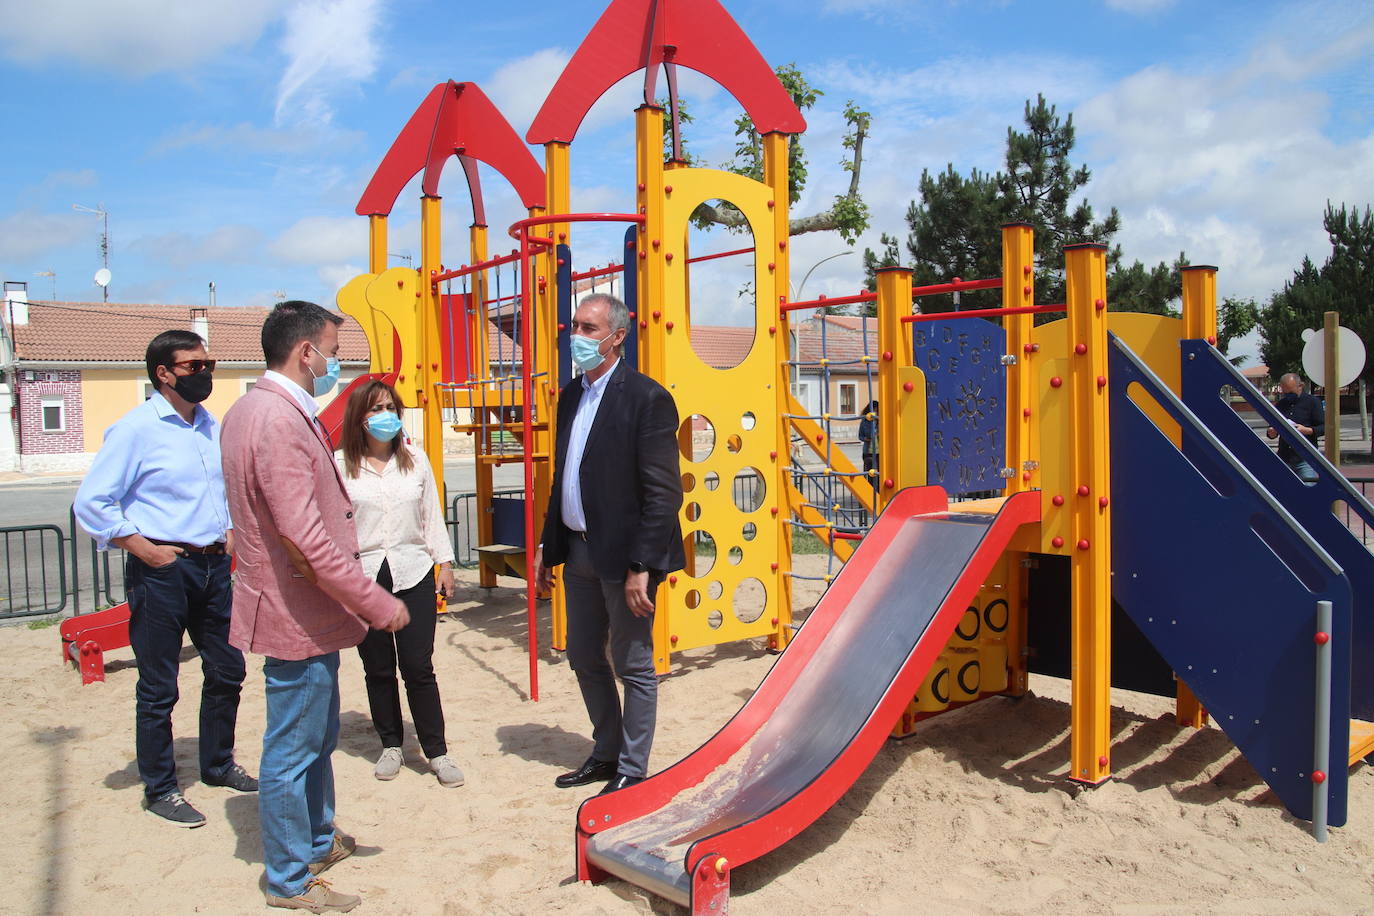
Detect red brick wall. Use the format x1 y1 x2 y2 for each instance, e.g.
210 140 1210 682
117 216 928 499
16 370 84 455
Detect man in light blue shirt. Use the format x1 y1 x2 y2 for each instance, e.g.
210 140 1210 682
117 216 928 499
75 329 256 828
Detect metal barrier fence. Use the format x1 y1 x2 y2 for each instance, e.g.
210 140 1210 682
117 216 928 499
8 475 1374 620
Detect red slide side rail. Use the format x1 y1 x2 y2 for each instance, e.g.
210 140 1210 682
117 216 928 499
575 487 1040 889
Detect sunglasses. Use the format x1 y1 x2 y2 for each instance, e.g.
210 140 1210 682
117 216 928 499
168 359 217 374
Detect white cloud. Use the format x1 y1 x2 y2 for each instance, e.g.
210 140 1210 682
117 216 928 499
0 210 88 263
815 54 1099 110
1103 0 1177 13
129 225 264 268
270 215 366 265
318 262 365 295
0 0 288 76
152 122 364 155
275 0 384 127
485 47 573 136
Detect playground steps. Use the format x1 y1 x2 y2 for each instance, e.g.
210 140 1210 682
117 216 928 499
476 544 527 580
1351 720 1374 766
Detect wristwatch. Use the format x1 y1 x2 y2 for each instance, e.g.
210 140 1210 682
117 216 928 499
628 560 649 574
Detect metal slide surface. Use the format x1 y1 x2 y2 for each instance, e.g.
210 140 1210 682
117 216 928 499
578 487 1038 906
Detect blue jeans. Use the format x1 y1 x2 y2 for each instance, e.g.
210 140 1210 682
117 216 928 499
260 653 340 897
125 552 243 800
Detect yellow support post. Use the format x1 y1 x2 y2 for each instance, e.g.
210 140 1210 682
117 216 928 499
875 267 918 511
419 195 445 497
1065 242 1112 784
1002 223 1035 492
1177 263 1217 727
763 131 793 652
368 215 388 276
1181 265 1218 344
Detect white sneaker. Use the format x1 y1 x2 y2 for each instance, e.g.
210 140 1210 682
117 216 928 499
374 747 404 781
429 755 465 788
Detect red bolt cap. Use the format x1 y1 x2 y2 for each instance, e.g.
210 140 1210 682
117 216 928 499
1077 485 1090 497
1207 335 1218 346
1022 471 1031 481
665 252 674 262
1050 376 1063 388
1023 343 1034 353
1312 770 1327 784
1098 496 1109 508
1075 343 1088 355
652 239 660 248
768 262 776 270
396 279 404 289
767 199 775 208
637 183 646 191
1098 755 1109 768
557 258 565 266
652 310 661 319
884 478 895 489
771 506 779 516
1314 631 1330 646
1094 298 1106 311
666 320 675 330
664 185 673 193
815 433 824 444
1097 375 1107 388
1023 285 1032 296
768 326 777 335
769 451 778 460
398 374 405 382
1052 536 1064 548
770 617 778 626
1077 539 1090 550
639 320 648 329
626 239 635 248
1023 407 1032 418
904 381 915 392
668 575 677 585
779 240 787 250
639 251 647 260
1023 264 1032 275
670 634 679 644
770 562 779 571
1052 495 1065 506
882 350 893 361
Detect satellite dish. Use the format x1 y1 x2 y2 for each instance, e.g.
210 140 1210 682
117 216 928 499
94 268 111 288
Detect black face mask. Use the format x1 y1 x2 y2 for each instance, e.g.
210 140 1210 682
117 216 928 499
169 369 214 403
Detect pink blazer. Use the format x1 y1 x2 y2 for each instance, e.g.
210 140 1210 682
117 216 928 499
221 378 398 660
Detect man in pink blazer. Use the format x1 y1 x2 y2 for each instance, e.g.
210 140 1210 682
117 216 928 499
221 300 408 914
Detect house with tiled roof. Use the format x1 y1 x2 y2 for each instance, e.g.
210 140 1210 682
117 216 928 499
0 286 370 473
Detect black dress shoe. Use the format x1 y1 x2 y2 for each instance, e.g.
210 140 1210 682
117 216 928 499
599 774 644 794
555 757 618 789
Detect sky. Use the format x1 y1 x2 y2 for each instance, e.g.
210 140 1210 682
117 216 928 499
2 0 1371 365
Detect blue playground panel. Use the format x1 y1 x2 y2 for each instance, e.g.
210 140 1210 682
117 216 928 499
913 317 1007 495
1179 339 1374 722
1109 334 1352 825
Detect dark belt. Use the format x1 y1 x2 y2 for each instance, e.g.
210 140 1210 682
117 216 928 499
567 527 589 542
148 538 226 555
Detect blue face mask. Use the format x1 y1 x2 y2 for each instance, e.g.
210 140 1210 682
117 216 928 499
365 411 403 442
307 345 341 397
570 332 612 372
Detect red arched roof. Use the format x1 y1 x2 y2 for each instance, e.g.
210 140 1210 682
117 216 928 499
356 81 545 217
526 0 806 145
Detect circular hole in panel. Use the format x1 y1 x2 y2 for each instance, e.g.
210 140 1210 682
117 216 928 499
707 610 724 630
741 411 757 431
708 580 724 600
742 522 757 542
728 546 743 565
681 472 696 492
679 415 715 463
732 467 765 513
726 433 743 453
704 471 720 491
690 531 716 577
685 589 701 609
732 577 766 624
685 502 701 523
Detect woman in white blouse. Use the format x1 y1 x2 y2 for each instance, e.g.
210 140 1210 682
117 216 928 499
338 381 463 788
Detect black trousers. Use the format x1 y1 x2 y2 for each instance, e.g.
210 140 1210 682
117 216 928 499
125 552 244 799
356 560 447 758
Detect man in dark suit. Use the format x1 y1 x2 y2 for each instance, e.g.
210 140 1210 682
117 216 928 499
534 292 685 794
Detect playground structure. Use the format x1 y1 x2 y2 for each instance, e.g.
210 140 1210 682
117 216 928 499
320 0 1374 912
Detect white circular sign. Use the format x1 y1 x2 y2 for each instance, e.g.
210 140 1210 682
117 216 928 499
1301 325 1366 389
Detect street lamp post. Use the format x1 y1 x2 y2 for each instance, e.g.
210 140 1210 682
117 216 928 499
72 203 109 303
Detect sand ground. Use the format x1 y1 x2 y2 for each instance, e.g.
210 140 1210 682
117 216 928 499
7 561 1373 915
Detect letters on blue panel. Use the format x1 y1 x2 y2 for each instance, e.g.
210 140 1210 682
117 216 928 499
913 317 1006 495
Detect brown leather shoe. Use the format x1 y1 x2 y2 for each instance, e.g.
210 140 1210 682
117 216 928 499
307 833 356 876
266 878 360 912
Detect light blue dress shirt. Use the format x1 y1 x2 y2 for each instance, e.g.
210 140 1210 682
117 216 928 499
560 359 618 532
74 391 232 550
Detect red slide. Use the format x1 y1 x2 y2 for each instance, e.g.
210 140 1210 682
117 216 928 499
574 486 1040 913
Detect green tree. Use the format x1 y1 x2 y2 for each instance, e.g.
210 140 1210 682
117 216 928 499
1218 296 1260 365
1259 204 1374 384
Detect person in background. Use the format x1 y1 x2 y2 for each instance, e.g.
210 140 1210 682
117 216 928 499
337 380 463 789
221 300 408 913
1266 372 1325 483
75 329 255 828
858 400 879 492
